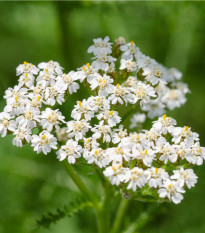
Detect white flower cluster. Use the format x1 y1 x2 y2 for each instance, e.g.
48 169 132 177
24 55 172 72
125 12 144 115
0 36 202 204
103 115 203 204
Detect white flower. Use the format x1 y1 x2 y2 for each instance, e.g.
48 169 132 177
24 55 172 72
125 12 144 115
12 127 32 147
27 93 43 109
152 114 176 135
40 108 65 132
120 59 137 72
31 130 57 155
112 125 128 144
158 179 185 204
0 112 16 137
174 82 190 94
165 68 182 82
172 126 199 147
44 84 65 106
67 120 90 141
120 41 140 59
18 72 35 88
36 69 56 88
162 89 186 110
129 113 146 129
30 85 44 96
144 129 160 144
115 36 126 45
83 137 99 152
107 146 131 163
190 143 205 165
103 164 126 186
16 107 40 129
108 84 133 105
148 167 169 188
92 121 112 143
88 73 114 96
4 85 28 105
4 100 25 117
125 76 138 88
132 81 156 104
132 144 156 167
88 36 112 55
78 63 96 82
156 139 177 164
84 148 109 168
172 142 192 163
92 52 116 72
171 168 198 189
122 132 144 148
57 139 82 164
56 71 80 94
0 36 200 205
88 96 110 113
71 100 94 121
16 61 39 76
56 127 68 142
125 167 148 191
143 66 166 86
136 55 157 69
97 110 121 127
38 60 63 75
141 99 165 119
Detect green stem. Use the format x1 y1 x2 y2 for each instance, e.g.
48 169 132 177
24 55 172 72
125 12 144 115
101 183 113 232
95 167 107 188
62 161 99 209
122 203 158 233
95 167 113 233
111 199 130 233
62 161 107 233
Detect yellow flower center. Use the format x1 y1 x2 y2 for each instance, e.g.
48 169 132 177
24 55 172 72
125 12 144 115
155 168 158 173
185 126 189 131
163 114 167 120
94 150 98 155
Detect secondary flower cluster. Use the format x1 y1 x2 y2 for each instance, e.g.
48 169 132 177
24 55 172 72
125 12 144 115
0 36 202 204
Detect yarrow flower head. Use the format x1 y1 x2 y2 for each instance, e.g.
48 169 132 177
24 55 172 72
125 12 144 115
0 36 203 205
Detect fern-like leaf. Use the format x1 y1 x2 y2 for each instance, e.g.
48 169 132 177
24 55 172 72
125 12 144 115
36 198 93 229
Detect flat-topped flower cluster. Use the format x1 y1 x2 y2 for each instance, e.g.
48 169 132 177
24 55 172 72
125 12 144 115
0 36 203 204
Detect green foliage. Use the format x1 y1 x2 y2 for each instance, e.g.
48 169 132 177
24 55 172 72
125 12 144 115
0 2 205 233
36 198 92 229
122 203 159 233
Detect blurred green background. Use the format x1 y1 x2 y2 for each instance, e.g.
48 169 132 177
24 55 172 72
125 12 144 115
0 1 205 233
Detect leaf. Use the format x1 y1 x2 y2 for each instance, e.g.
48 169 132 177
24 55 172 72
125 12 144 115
36 198 93 229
